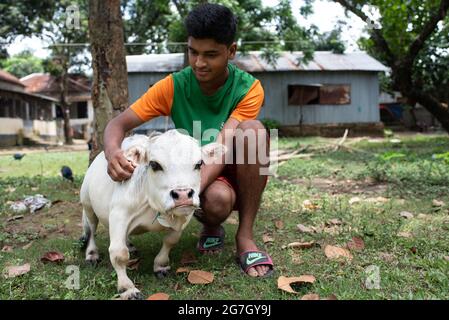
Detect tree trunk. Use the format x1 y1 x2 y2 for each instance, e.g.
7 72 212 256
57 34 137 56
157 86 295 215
88 0 129 164
60 69 73 145
410 91 449 132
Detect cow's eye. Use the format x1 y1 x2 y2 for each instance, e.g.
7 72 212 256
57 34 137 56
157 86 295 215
149 161 163 171
194 160 204 170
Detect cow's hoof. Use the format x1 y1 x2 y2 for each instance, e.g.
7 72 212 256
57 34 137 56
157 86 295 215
116 288 144 300
154 270 170 279
85 256 100 267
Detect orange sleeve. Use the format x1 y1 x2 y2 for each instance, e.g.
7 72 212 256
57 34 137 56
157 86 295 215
130 75 174 121
230 79 264 122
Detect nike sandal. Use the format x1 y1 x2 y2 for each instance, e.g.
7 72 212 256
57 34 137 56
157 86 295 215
237 250 274 278
197 225 225 254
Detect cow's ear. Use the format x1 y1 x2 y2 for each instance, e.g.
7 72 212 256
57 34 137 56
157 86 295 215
124 146 149 165
201 142 227 165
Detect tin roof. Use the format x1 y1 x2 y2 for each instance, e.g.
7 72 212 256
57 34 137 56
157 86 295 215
0 69 25 87
126 51 389 73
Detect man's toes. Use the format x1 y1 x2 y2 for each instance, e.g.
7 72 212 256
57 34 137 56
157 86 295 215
247 267 258 277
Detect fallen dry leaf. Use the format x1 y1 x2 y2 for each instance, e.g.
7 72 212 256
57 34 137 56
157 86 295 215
22 241 34 250
444 256 449 262
324 245 353 261
432 199 445 207
322 226 340 235
4 263 31 278
324 294 338 300
187 270 214 284
410 247 417 254
400 211 414 219
40 251 64 263
302 200 319 212
346 237 365 251
147 293 170 300
7 215 24 222
397 231 412 238
284 241 316 250
275 220 284 229
365 197 389 204
301 293 320 300
349 197 361 205
277 275 316 294
1 245 13 253
176 267 190 274
173 282 182 291
180 251 198 266
127 258 140 270
326 219 342 226
297 224 315 233
262 234 274 244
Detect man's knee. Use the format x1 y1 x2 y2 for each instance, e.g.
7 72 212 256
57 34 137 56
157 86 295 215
201 187 233 217
237 120 266 132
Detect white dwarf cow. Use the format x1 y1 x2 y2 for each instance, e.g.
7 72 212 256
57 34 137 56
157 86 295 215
80 130 222 300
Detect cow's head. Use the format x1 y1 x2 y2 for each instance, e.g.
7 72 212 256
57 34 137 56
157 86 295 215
124 130 224 231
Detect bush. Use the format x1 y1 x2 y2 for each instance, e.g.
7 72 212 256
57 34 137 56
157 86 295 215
260 118 281 130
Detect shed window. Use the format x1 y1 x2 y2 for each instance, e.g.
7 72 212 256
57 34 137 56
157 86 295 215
288 84 351 105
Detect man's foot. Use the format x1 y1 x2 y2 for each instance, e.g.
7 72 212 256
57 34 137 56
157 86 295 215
197 225 225 255
236 237 273 277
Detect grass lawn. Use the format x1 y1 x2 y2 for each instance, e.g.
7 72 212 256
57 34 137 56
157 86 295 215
0 134 448 300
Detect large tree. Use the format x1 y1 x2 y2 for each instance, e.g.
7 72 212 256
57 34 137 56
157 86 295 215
0 0 54 58
42 0 90 145
335 0 449 133
88 0 129 163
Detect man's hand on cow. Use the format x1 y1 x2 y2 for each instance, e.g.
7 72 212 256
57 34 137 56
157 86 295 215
106 149 137 182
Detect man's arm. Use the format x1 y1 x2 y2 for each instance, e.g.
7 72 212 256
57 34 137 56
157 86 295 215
104 108 144 181
200 117 240 193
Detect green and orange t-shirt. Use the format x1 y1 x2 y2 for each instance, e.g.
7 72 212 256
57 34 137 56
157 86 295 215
130 63 264 144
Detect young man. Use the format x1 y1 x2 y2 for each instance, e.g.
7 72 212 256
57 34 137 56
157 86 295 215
104 3 273 277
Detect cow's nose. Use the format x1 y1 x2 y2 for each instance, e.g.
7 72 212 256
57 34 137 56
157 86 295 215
170 188 194 201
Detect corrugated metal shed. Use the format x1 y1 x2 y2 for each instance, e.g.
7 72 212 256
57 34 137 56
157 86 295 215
126 51 389 73
127 51 387 132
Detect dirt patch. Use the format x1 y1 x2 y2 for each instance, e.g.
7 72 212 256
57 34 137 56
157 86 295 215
1 201 85 246
282 177 389 195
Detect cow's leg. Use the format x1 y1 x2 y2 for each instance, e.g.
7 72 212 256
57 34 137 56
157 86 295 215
153 229 182 278
109 210 143 300
126 239 138 255
81 206 100 265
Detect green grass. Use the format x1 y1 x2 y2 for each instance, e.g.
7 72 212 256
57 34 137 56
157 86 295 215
1 135 448 300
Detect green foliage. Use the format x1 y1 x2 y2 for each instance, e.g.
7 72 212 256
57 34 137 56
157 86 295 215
0 50 44 78
354 0 449 103
260 118 282 130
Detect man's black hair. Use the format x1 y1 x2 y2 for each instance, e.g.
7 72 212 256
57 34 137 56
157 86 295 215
185 3 237 46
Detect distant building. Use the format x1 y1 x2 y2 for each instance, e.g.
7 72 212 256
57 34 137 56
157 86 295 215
127 51 388 136
21 73 93 140
0 69 58 146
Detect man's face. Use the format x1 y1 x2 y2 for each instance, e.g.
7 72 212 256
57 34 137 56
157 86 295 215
187 37 236 83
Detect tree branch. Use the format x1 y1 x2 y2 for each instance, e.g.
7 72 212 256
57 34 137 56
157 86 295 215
407 0 449 63
334 0 395 65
